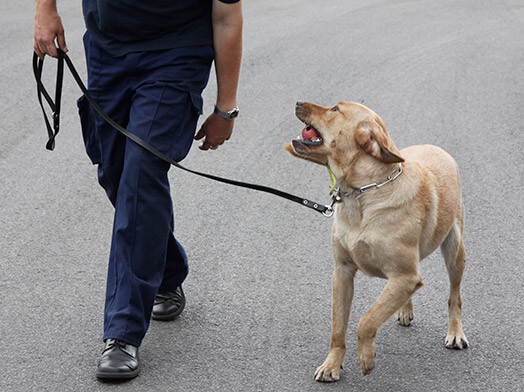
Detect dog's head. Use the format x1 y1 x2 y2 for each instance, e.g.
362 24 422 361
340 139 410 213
285 101 404 170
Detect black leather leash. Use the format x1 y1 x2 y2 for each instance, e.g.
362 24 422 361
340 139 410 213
32 49 334 216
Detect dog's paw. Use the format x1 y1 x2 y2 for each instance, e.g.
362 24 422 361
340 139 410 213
314 362 342 382
445 332 469 349
358 348 376 376
395 308 414 326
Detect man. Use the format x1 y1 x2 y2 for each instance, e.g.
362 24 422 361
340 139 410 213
33 0 242 380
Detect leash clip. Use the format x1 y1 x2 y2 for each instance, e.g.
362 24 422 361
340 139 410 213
323 189 341 217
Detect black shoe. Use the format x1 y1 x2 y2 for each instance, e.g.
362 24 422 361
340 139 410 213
95 339 140 380
152 286 186 321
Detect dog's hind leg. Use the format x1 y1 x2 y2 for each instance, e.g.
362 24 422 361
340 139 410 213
395 297 414 326
441 218 469 349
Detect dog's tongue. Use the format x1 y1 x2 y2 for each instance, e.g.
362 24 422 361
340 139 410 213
302 125 321 142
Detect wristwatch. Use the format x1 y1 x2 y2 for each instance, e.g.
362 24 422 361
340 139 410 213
214 105 240 120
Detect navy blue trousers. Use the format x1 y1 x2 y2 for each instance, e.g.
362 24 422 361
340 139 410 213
78 31 213 347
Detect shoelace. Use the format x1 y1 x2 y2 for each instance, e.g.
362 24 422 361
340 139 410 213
105 339 125 349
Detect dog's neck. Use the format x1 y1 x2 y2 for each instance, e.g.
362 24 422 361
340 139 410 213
333 153 400 195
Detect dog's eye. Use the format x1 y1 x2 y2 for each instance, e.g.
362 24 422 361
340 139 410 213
331 106 339 112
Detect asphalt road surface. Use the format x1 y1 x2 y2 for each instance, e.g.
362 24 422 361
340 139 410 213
1 1 523 391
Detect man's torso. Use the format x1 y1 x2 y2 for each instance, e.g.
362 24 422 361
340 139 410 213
82 0 214 56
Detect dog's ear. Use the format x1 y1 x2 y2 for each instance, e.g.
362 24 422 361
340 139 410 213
354 120 404 163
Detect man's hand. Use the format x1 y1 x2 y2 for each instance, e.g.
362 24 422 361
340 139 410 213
194 113 234 150
34 0 67 59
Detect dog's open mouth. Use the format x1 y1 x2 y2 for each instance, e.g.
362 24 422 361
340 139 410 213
299 125 323 146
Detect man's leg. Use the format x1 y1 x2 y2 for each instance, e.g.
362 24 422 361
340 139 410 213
93 45 212 379
151 96 204 320
103 77 201 344
79 32 144 380
103 140 173 346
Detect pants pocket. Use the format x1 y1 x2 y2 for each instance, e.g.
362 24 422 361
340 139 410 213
77 94 102 164
169 90 204 162
189 90 203 115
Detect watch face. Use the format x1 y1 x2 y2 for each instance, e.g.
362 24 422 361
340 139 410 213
228 108 240 119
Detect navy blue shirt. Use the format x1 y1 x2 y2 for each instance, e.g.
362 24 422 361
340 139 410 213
83 0 239 56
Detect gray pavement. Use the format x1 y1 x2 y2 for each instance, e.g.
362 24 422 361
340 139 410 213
1 0 523 391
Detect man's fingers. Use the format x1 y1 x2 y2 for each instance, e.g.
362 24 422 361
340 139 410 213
199 138 224 150
33 39 44 60
57 30 68 52
37 41 50 59
45 42 58 58
199 141 211 150
35 37 58 58
205 137 224 146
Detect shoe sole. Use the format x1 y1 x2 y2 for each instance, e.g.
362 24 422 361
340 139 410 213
151 298 186 321
96 367 140 380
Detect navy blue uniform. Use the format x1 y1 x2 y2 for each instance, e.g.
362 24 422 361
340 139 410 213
78 0 238 346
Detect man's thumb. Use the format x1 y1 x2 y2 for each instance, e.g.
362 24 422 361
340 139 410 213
194 126 205 140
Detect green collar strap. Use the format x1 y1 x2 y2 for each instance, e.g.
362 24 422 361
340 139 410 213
327 165 337 195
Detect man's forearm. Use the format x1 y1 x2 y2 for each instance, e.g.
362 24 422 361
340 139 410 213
212 1 243 110
35 0 57 12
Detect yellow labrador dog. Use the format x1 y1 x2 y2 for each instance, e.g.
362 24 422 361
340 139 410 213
285 101 468 382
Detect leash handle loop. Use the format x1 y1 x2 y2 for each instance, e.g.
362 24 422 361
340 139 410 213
32 50 331 216
33 52 59 150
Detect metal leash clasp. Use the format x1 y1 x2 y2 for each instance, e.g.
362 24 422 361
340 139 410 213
322 188 341 217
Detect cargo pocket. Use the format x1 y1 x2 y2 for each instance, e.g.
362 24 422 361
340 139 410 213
189 90 203 115
168 89 205 163
77 95 102 164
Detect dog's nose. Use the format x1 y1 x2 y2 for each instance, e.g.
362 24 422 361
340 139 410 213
296 101 306 108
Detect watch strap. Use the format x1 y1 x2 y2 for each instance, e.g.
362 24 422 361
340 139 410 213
214 105 239 120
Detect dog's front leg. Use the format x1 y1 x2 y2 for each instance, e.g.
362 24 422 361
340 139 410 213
315 244 357 382
357 274 423 376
